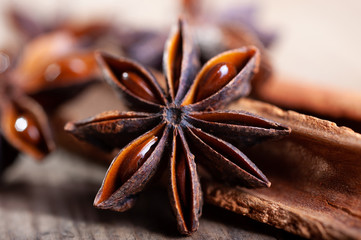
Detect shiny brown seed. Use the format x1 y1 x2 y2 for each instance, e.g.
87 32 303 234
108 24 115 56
12 112 47 152
118 135 158 183
195 62 237 102
95 135 159 205
43 54 96 84
14 114 40 145
121 71 160 104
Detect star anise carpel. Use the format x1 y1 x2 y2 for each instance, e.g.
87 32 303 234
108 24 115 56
0 18 105 173
9 29 101 110
0 53 55 172
65 18 290 235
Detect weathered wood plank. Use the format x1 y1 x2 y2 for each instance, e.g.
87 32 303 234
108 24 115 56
0 150 300 239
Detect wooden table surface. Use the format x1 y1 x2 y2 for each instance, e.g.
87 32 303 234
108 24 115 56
0 150 303 239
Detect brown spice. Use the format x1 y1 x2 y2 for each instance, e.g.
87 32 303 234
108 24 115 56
0 15 110 172
203 97 361 240
65 18 290 235
0 58 55 164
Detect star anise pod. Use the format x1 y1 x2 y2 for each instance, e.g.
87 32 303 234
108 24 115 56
5 7 129 108
10 31 100 110
0 15 106 173
65 19 290 235
0 51 55 173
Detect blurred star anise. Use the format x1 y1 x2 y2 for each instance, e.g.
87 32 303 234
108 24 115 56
65 19 290 235
0 51 55 173
0 13 106 174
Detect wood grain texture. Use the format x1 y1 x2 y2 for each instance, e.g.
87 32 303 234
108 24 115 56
0 150 301 240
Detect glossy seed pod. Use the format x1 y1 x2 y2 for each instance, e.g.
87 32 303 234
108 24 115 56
66 17 290 235
96 52 167 112
0 11 120 174
12 32 99 95
189 13 273 94
182 46 260 110
0 53 46 171
218 22 273 92
94 124 169 211
193 62 237 102
0 95 55 160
